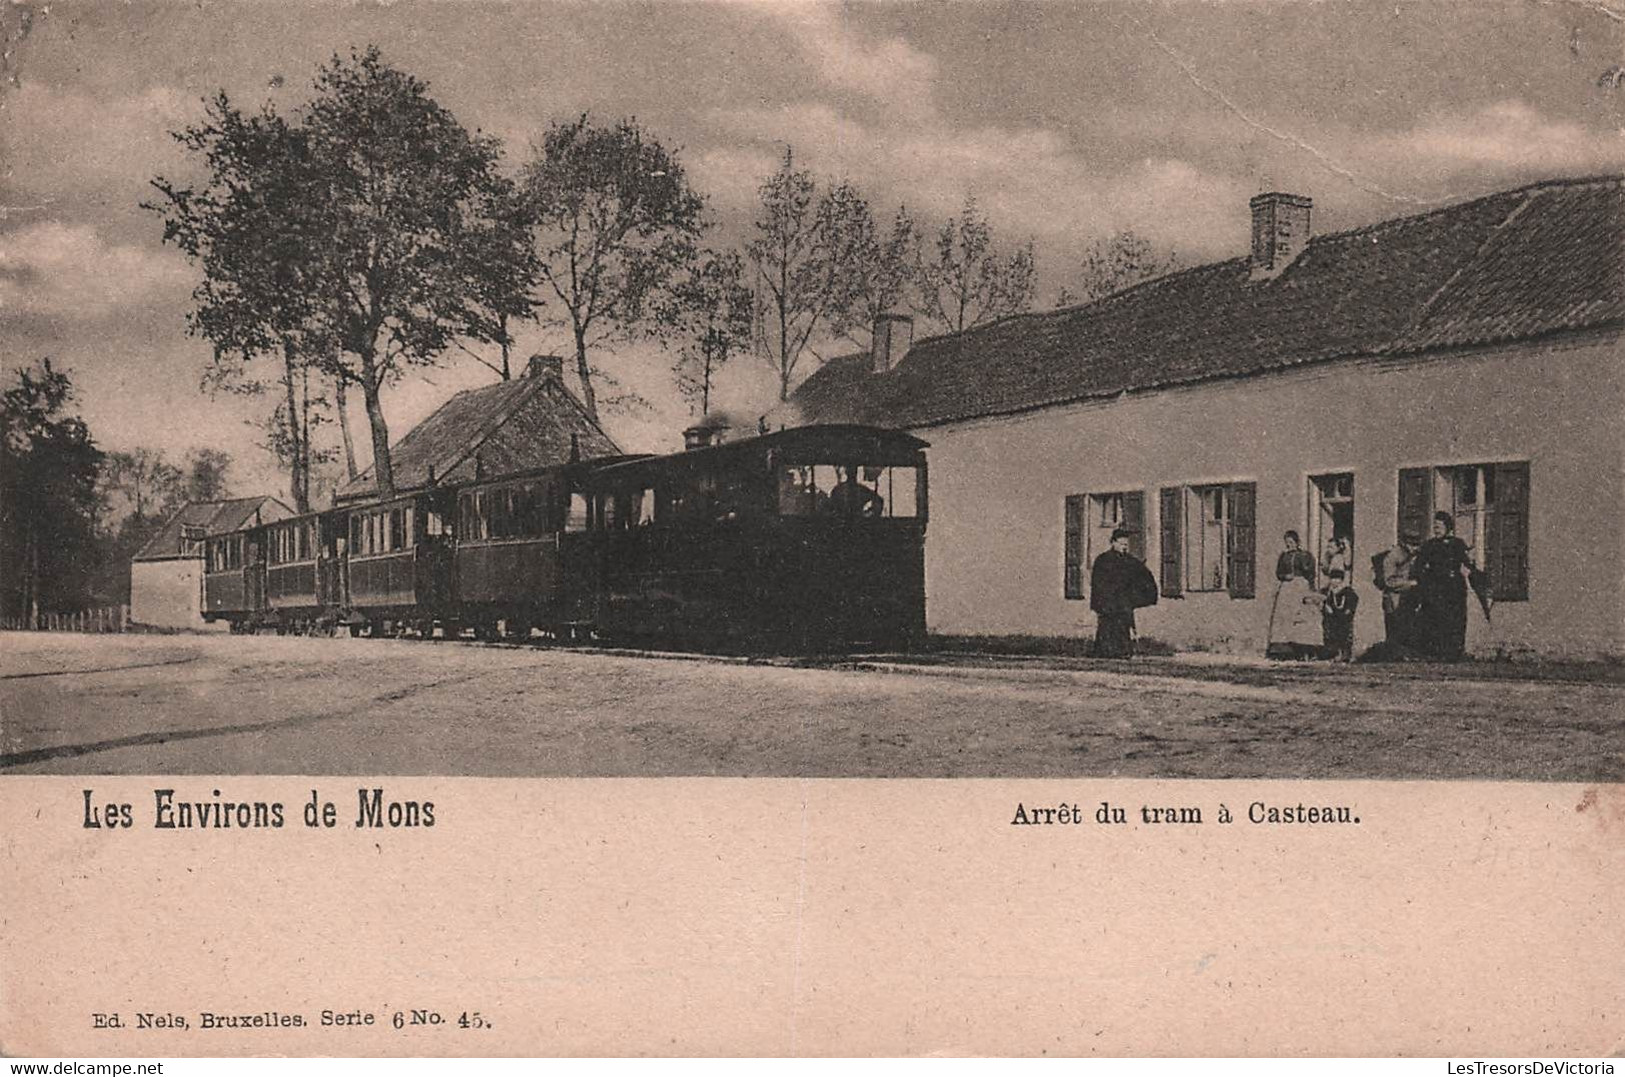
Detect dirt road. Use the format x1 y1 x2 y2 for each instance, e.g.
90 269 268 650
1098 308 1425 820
2 632 1620 778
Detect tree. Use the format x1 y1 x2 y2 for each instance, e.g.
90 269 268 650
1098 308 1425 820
520 114 708 422
149 96 334 512
831 204 917 351
151 47 526 500
745 150 891 400
662 251 754 417
454 173 543 381
1055 230 1181 307
100 449 184 522
914 195 1036 334
181 448 234 503
0 360 103 621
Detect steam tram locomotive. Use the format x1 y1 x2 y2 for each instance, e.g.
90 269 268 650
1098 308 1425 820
200 424 928 651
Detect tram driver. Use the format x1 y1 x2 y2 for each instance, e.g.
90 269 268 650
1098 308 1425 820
824 464 884 518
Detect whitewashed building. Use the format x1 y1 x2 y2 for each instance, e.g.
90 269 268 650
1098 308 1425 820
792 176 1624 659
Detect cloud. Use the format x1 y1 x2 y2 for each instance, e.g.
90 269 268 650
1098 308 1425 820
762 5 938 118
0 82 200 221
1370 100 1625 174
0 220 193 318
696 102 1253 263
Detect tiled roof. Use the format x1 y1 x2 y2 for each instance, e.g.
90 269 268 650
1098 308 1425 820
132 496 292 561
336 372 621 502
792 175 1624 428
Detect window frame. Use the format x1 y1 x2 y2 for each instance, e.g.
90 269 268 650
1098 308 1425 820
1158 480 1256 599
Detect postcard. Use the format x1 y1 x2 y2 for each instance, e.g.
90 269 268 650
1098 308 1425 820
2 0 1621 1059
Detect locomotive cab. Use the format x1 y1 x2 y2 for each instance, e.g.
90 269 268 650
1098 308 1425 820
576 424 928 651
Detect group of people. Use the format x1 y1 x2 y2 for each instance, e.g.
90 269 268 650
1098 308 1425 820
1370 512 1490 662
1087 512 1489 662
1269 512 1489 662
1265 531 1359 661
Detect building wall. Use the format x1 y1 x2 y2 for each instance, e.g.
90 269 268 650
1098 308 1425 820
918 329 1625 658
130 558 211 629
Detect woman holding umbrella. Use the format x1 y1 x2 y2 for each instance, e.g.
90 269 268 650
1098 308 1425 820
1412 511 1490 661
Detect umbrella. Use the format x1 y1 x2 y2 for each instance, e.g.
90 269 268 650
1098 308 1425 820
1468 566 1493 622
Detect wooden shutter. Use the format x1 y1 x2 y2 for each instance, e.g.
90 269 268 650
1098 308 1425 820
1159 487 1183 597
1063 495 1085 600
1227 482 1257 599
1122 491 1146 561
1488 461 1529 601
1397 467 1432 544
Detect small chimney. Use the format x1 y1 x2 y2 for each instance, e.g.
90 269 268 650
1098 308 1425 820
526 354 564 381
872 311 913 374
1249 192 1312 281
683 425 718 451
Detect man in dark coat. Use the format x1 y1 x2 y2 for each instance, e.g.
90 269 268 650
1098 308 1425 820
1090 528 1159 658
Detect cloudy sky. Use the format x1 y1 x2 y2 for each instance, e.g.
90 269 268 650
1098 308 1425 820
2 0 1621 501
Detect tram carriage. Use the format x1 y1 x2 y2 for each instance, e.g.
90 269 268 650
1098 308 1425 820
203 510 341 633
201 528 255 628
450 467 601 639
198 424 928 650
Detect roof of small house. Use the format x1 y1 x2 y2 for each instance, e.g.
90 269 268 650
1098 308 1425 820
335 368 622 503
791 175 1624 429
131 496 293 561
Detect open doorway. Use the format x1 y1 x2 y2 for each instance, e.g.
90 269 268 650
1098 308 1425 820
1308 472 1354 581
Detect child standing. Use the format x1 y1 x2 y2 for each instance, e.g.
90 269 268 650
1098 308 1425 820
1322 570 1359 662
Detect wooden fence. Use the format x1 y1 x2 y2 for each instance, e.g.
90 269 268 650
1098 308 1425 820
0 605 129 633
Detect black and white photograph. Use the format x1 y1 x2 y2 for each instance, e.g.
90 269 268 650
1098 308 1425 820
1 0 1622 1060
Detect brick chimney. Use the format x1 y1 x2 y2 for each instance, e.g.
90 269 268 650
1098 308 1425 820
526 354 564 381
872 311 913 374
1249 192 1312 281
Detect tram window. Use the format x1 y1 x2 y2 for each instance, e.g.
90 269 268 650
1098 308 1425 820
778 466 817 516
488 489 507 538
778 464 918 518
516 482 543 536
883 467 919 518
566 492 589 532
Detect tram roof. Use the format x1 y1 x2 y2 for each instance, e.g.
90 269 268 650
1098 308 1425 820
581 424 928 484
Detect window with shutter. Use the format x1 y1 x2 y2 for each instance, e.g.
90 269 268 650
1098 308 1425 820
1487 461 1529 601
1397 468 1431 544
1159 486 1182 597
1121 491 1146 562
1227 482 1256 599
1063 495 1085 599
1403 461 1530 600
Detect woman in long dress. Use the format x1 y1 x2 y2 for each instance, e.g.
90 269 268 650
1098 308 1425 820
1267 531 1321 659
1413 511 1476 662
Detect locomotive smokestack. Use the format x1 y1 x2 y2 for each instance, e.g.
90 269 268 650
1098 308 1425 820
683 410 734 450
